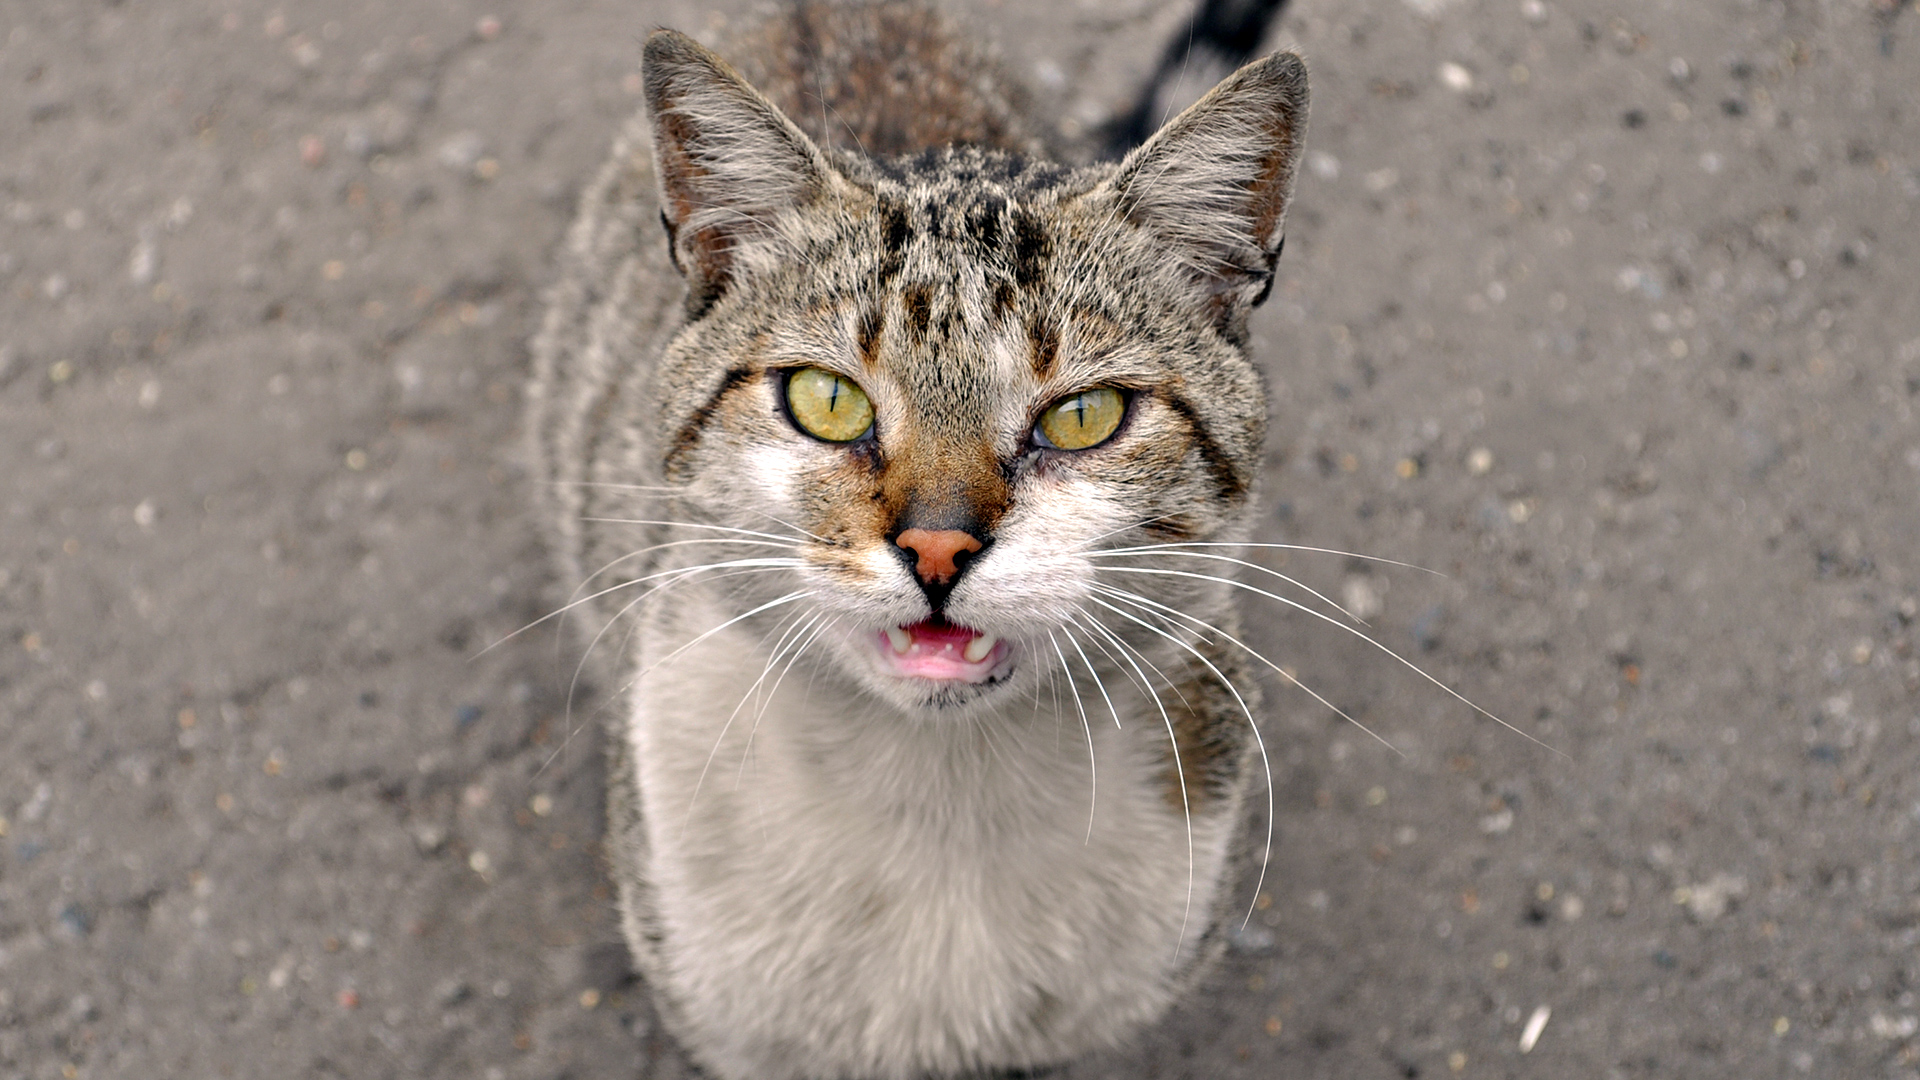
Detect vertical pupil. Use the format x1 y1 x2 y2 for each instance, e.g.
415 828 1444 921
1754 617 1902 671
828 378 841 413
1073 395 1087 428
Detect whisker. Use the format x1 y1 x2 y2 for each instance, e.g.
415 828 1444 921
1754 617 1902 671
737 614 840 792
1078 512 1183 548
481 546 799 657
579 517 813 545
1073 614 1197 963
1084 595 1276 932
536 564 803 776
685 610 822 832
1066 614 1154 712
1090 583 1402 758
638 589 815 683
585 503 831 546
558 562 803 741
1047 631 1099 844
1061 622 1125 732
1092 566 1564 757
1099 540 1444 575
1093 547 1368 625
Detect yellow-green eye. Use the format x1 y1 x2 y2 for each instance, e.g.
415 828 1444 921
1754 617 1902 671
785 367 874 442
1037 388 1125 450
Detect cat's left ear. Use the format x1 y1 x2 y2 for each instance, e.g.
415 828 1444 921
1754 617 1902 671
1105 52 1309 337
642 30 835 316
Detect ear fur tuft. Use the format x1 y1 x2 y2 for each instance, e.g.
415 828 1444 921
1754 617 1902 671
1108 52 1309 334
642 30 834 316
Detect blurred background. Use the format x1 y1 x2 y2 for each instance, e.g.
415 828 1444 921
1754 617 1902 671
1 0 1916 1076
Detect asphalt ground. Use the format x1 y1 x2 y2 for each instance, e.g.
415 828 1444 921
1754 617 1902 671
2 0 1918 1077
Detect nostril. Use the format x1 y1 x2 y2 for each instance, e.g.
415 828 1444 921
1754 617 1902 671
894 528 984 586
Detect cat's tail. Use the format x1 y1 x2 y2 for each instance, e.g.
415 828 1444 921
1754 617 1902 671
1101 0 1294 156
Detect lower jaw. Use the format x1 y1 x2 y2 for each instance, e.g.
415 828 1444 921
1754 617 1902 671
872 622 1012 687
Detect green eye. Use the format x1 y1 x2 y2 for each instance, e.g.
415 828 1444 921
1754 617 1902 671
785 367 874 442
1037 388 1125 450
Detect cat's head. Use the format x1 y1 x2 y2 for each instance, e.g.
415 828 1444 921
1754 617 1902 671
640 30 1307 715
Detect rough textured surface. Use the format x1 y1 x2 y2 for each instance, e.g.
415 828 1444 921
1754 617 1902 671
1 1 1916 1078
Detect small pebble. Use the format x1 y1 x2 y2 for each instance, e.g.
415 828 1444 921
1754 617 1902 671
412 823 448 854
55 903 92 940
456 704 483 729
1438 62 1474 92
438 132 486 171
435 978 472 1007
129 240 158 283
300 134 326 168
476 15 502 40
1518 1004 1550 1053
22 782 52 822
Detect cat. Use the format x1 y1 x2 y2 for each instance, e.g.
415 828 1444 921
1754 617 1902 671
527 3 1306 1077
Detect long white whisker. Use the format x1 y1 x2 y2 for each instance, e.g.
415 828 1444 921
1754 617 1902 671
1075 615 1196 962
1095 540 1443 575
1093 566 1563 756
685 610 821 832
1095 547 1369 625
1048 631 1099 843
1085 594 1276 932
578 517 814 545
560 561 802 736
639 589 814 682
1062 622 1125 732
482 546 799 657
1067 613 1154 711
737 614 840 791
1090 583 1402 758
537 565 805 776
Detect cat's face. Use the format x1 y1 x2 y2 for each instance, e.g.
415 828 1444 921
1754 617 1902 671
639 34 1305 715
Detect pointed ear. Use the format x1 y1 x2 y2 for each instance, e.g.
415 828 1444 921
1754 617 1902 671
642 29 834 315
1107 52 1308 334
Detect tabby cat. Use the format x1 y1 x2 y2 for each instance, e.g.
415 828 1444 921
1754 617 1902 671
528 3 1307 1076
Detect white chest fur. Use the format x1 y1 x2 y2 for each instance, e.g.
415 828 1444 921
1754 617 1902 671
626 599 1242 1080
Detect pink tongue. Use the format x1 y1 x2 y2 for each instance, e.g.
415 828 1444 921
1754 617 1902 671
884 620 994 682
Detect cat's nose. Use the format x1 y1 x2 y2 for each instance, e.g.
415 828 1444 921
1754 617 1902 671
894 528 984 588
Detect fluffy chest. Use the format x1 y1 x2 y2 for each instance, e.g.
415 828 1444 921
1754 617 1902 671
625 612 1242 1078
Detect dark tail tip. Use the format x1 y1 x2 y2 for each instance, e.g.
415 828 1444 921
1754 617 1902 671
1101 0 1293 158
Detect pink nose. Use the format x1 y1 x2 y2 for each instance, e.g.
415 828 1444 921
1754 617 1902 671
894 528 983 586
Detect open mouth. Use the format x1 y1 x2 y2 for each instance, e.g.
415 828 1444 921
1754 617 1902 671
874 618 1007 683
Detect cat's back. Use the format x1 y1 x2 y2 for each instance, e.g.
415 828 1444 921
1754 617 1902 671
724 2 1044 159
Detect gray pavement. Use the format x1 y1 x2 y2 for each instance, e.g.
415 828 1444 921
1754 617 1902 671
2 0 1918 1077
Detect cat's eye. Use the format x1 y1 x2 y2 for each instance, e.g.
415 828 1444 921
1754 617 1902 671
785 367 875 443
1036 388 1125 451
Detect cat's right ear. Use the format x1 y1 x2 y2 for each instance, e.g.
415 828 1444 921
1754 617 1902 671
642 30 834 316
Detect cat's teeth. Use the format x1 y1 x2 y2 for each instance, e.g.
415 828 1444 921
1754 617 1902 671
963 633 998 663
885 626 912 654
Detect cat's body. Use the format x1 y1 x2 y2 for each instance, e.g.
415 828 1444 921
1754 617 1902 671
529 5 1306 1077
